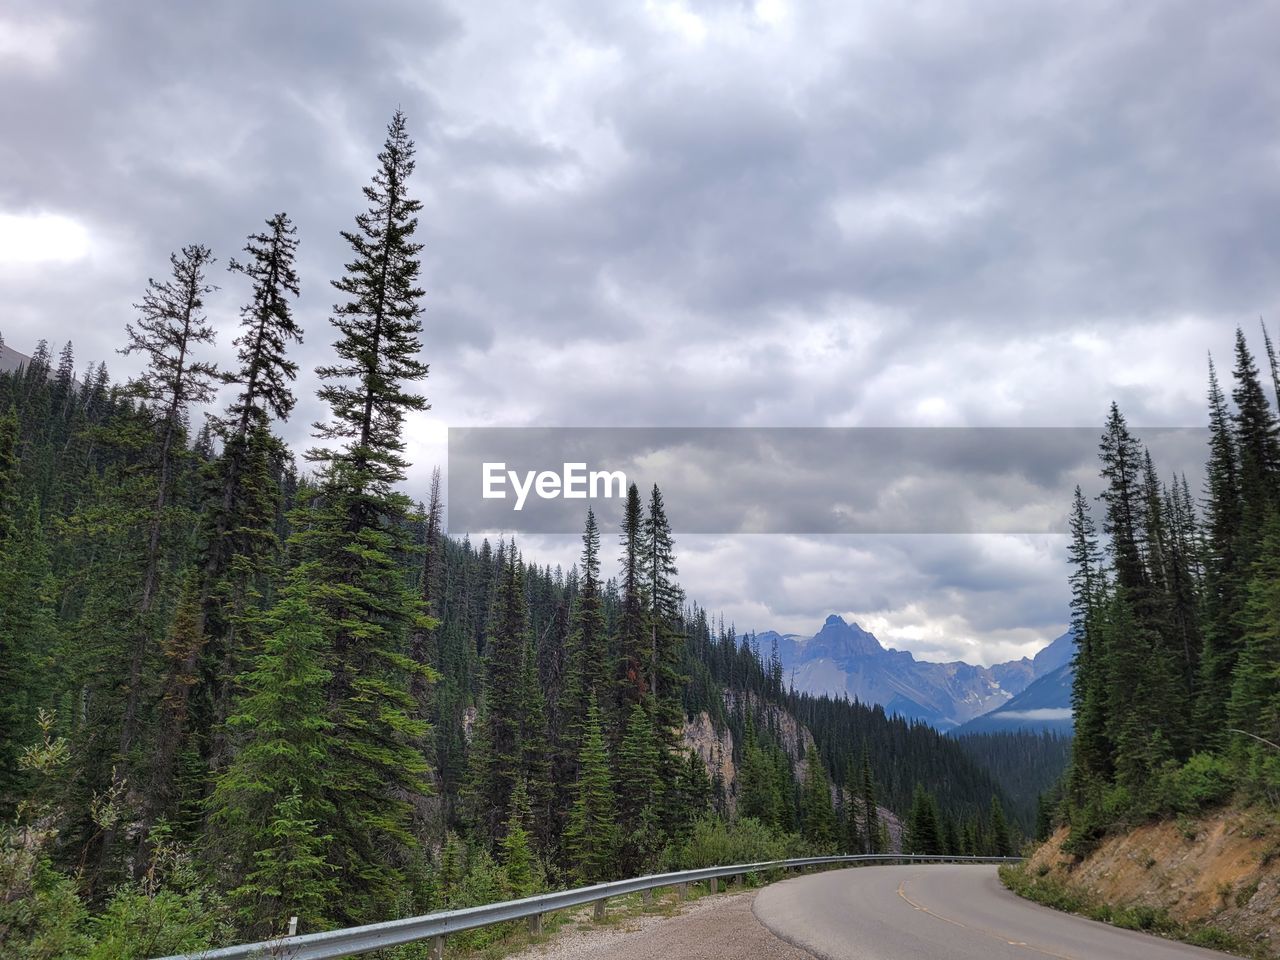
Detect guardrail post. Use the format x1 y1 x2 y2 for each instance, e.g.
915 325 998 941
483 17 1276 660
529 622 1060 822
642 888 653 906
528 912 543 936
709 877 719 894
593 898 607 922
430 935 444 960
677 881 688 901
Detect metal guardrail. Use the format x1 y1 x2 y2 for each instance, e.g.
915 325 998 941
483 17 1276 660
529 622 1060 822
157 854 1023 960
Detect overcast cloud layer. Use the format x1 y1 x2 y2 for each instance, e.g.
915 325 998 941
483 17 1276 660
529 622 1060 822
3 0 1277 664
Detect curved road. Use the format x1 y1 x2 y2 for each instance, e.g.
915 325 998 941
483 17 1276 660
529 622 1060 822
753 864 1233 960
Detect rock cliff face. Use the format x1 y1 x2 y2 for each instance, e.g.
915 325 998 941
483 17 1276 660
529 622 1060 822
682 710 736 801
1024 808 1280 954
723 689 816 777
680 690 816 814
681 689 902 849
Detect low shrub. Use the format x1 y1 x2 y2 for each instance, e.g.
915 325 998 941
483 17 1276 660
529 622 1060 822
1155 754 1236 815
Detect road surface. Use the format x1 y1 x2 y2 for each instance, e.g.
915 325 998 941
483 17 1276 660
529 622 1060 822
506 887 811 960
753 863 1234 960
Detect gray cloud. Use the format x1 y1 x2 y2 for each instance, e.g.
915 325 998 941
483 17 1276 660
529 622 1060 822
2 0 1274 664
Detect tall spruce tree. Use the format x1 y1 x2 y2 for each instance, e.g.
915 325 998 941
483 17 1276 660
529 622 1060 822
860 747 882 854
562 509 607 748
1230 329 1280 550
615 702 662 874
296 110 433 917
1262 320 1280 412
565 701 618 883
799 744 836 852
643 486 687 823
149 214 305 830
614 484 647 723
1197 356 1246 746
208 573 338 937
467 548 530 845
987 796 1013 857
116 244 219 761
1068 485 1111 792
905 784 942 855
408 468 444 730
1227 514 1280 778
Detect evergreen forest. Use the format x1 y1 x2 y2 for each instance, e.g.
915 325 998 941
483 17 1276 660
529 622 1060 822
0 112 1022 957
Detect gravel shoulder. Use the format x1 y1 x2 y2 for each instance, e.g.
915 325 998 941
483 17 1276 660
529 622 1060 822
502 888 813 960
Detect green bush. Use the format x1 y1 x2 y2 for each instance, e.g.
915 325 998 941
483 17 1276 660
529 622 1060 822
1155 754 1236 815
1101 783 1134 822
673 815 795 873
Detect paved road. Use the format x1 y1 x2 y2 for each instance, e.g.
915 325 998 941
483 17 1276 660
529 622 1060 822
753 864 1234 960
506 888 810 960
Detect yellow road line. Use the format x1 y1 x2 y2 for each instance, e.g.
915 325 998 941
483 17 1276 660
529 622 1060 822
896 877 1078 960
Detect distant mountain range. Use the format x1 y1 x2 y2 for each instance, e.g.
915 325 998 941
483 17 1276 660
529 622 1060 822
756 615 1075 732
950 663 1075 735
1 342 31 374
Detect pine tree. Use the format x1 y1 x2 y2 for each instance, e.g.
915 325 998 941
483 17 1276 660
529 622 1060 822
772 743 799 832
838 761 860 854
905 784 942 855
942 816 962 856
860 747 882 854
562 509 607 751
988 796 1013 857
193 211 305 742
737 719 781 828
1035 794 1053 842
1068 485 1111 792
615 702 662 874
1230 328 1280 526
468 549 530 845
208 572 338 937
1098 403 1147 593
671 750 712 841
295 110 433 917
1227 514 1280 775
309 109 430 514
0 498 54 809
644 485 684 740
565 701 617 883
1197 356 1246 747
408 468 444 728
0 407 17 543
1096 405 1183 789
614 485 647 721
116 243 219 760
499 780 536 898
518 628 553 852
799 744 836 852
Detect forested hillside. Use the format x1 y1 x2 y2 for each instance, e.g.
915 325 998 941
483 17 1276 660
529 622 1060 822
1060 326 1280 849
955 731 1072 834
0 113 1014 954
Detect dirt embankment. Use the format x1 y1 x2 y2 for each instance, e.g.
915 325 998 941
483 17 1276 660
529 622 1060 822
1026 807 1280 954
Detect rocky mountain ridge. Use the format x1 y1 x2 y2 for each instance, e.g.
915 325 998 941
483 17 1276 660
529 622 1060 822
755 615 1074 731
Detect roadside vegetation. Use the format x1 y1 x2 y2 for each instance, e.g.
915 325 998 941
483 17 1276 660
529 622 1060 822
1005 326 1280 956
1000 861 1263 958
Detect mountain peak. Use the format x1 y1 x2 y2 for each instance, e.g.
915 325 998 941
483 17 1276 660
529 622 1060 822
811 614 883 658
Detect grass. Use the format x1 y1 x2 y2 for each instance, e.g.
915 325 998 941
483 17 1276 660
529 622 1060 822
999 863 1272 960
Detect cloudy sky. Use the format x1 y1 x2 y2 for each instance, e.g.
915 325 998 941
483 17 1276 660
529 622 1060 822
3 0 1277 665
